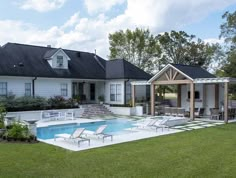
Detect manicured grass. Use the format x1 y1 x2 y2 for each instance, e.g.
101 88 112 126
1 124 236 178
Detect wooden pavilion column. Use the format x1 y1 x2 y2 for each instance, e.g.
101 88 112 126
177 84 181 107
190 82 195 120
131 84 135 107
215 84 219 109
224 82 229 123
151 83 155 116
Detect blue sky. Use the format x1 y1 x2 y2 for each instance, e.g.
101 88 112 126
0 0 235 58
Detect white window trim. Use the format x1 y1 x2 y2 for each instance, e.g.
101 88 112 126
57 55 64 67
61 83 68 97
110 84 121 102
0 82 7 96
25 83 31 96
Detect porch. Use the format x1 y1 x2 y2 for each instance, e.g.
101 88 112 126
71 80 105 104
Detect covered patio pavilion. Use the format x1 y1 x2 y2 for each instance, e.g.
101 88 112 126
131 64 236 123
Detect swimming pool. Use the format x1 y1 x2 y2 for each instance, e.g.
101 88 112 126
37 119 135 140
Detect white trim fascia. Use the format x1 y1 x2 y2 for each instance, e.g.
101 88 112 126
36 77 106 81
193 77 233 83
148 64 193 83
131 81 150 86
148 64 171 83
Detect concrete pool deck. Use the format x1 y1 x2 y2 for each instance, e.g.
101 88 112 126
37 118 225 152
38 128 183 151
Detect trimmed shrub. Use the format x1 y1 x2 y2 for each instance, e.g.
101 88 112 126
5 122 29 140
0 94 77 112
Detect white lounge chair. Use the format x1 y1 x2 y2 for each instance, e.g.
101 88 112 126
83 125 113 142
152 118 170 132
54 128 90 147
133 119 157 129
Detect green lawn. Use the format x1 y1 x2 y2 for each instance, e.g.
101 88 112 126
1 124 236 178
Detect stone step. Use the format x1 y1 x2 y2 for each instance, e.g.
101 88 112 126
80 104 113 117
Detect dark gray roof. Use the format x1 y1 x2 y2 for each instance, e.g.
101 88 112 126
43 48 60 59
171 64 215 79
0 43 151 80
106 59 152 80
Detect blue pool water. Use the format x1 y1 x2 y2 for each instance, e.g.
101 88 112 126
37 119 135 140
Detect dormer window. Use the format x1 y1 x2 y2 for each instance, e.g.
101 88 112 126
57 55 63 67
44 48 70 69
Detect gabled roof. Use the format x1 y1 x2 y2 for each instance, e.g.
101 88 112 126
171 64 215 79
0 43 151 80
2 43 106 79
148 63 215 83
43 48 58 59
106 59 152 80
44 48 71 60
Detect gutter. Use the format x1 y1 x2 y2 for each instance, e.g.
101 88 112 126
32 77 37 98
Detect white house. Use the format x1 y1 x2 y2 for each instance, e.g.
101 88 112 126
0 43 151 105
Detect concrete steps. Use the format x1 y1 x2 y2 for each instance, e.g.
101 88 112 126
80 104 113 117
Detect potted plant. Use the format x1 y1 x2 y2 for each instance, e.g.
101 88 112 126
98 95 104 104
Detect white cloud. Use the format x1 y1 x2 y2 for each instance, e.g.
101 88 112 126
1 0 236 59
18 0 67 12
204 38 224 44
84 0 125 15
62 12 80 29
124 0 236 32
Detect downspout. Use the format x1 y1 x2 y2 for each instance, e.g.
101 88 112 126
32 77 37 98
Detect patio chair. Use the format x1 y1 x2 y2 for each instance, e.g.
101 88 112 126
83 125 113 142
210 108 220 120
152 118 170 132
171 107 178 116
177 108 185 117
54 128 90 147
134 119 157 128
65 110 74 120
229 108 236 119
164 107 171 116
41 111 64 121
195 108 205 117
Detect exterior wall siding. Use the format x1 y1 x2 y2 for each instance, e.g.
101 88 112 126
35 78 72 98
0 77 32 96
181 84 204 112
105 80 125 105
181 83 225 115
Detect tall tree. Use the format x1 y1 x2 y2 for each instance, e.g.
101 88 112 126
156 31 222 69
109 28 161 74
219 11 236 77
219 11 236 96
220 11 236 46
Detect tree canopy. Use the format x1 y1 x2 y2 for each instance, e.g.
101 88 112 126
109 28 160 74
156 31 221 69
219 11 236 77
109 29 222 74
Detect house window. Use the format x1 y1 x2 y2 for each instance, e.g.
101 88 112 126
61 83 68 96
0 82 7 96
110 84 121 102
188 91 200 99
25 83 31 96
57 56 63 67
